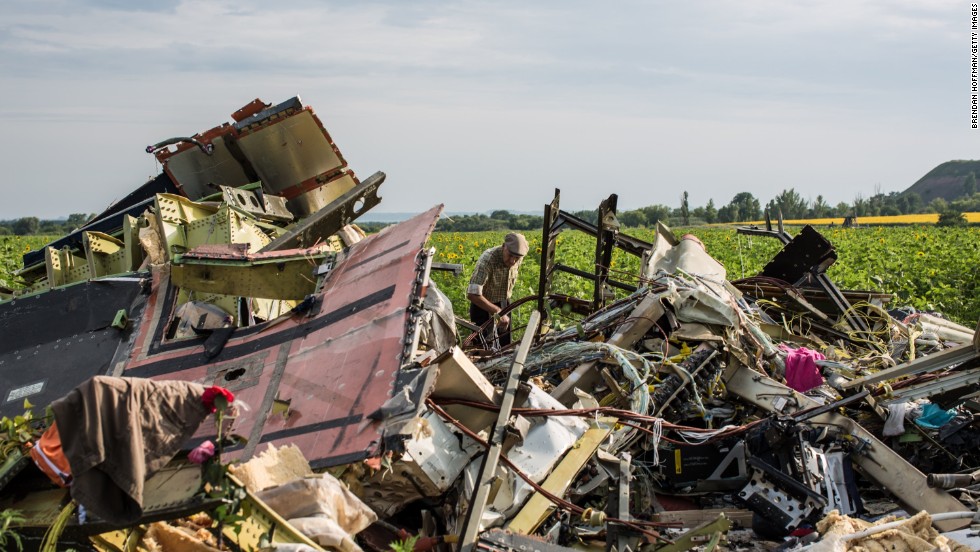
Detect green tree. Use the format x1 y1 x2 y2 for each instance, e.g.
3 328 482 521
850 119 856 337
66 213 93 230
937 209 968 227
680 191 690 226
927 198 948 213
767 188 808 219
39 220 64 234
619 210 647 228
571 210 598 224
866 185 885 216
641 205 672 226
951 192 980 212
964 173 977 197
11 217 39 236
510 214 542 230
703 199 717 223
721 192 761 222
902 192 923 214
810 195 830 218
853 194 867 217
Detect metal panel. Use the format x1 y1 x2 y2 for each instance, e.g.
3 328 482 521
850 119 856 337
121 206 443 468
171 247 333 300
287 173 359 217
880 367 980 405
760 225 836 284
0 461 209 536
0 278 147 418
162 134 254 199
21 173 178 271
843 343 980 390
260 172 384 252
237 110 345 197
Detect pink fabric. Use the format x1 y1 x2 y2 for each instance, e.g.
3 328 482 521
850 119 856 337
188 440 215 464
779 345 825 392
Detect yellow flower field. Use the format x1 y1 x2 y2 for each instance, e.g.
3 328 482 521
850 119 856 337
741 212 980 225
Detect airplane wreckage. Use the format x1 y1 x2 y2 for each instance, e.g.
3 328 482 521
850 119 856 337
1 97 979 552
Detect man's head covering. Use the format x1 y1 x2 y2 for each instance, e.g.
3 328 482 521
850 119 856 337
504 233 529 256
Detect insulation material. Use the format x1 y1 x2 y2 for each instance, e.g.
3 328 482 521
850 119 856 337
336 224 367 247
257 475 378 552
808 510 972 552
144 521 223 552
673 284 740 327
641 223 739 326
643 224 727 285
138 213 166 267
419 281 459 354
227 444 313 492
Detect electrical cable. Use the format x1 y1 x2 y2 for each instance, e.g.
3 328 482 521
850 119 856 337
424 399 674 544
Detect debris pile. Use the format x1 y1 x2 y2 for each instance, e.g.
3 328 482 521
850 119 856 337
0 97 978 551
363 200 980 551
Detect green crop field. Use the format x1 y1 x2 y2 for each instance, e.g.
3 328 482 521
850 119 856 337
3 227 978 331
0 236 54 289
429 226 980 331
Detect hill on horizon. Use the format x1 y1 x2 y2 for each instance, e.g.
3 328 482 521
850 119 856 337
903 160 980 203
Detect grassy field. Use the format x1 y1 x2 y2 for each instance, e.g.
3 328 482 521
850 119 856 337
430 225 980 330
4 226 978 330
0 236 54 289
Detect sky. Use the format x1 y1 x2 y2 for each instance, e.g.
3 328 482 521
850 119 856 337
0 0 976 219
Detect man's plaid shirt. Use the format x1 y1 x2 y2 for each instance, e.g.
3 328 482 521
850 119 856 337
467 246 521 304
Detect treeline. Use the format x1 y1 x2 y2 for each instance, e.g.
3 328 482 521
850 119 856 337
435 186 980 231
8 183 980 236
435 210 565 232
0 214 95 236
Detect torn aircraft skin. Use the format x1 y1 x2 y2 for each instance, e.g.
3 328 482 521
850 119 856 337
0 97 447 549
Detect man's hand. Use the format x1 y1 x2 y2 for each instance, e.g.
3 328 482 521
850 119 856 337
497 314 510 328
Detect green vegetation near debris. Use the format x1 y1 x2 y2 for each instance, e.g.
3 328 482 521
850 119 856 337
0 214 95 237
0 508 25 552
3 226 977 331
0 236 55 289
430 226 980 330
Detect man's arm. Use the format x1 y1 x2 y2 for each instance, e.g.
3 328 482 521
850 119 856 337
467 292 498 314
467 292 510 328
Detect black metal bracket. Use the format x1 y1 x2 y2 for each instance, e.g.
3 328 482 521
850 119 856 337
736 210 870 335
535 189 651 334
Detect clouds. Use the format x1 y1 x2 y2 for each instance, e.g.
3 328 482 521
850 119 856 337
0 0 974 218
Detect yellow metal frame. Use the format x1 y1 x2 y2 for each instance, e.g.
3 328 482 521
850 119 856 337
506 417 617 535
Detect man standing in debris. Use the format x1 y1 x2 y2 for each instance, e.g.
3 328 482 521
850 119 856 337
467 232 528 347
